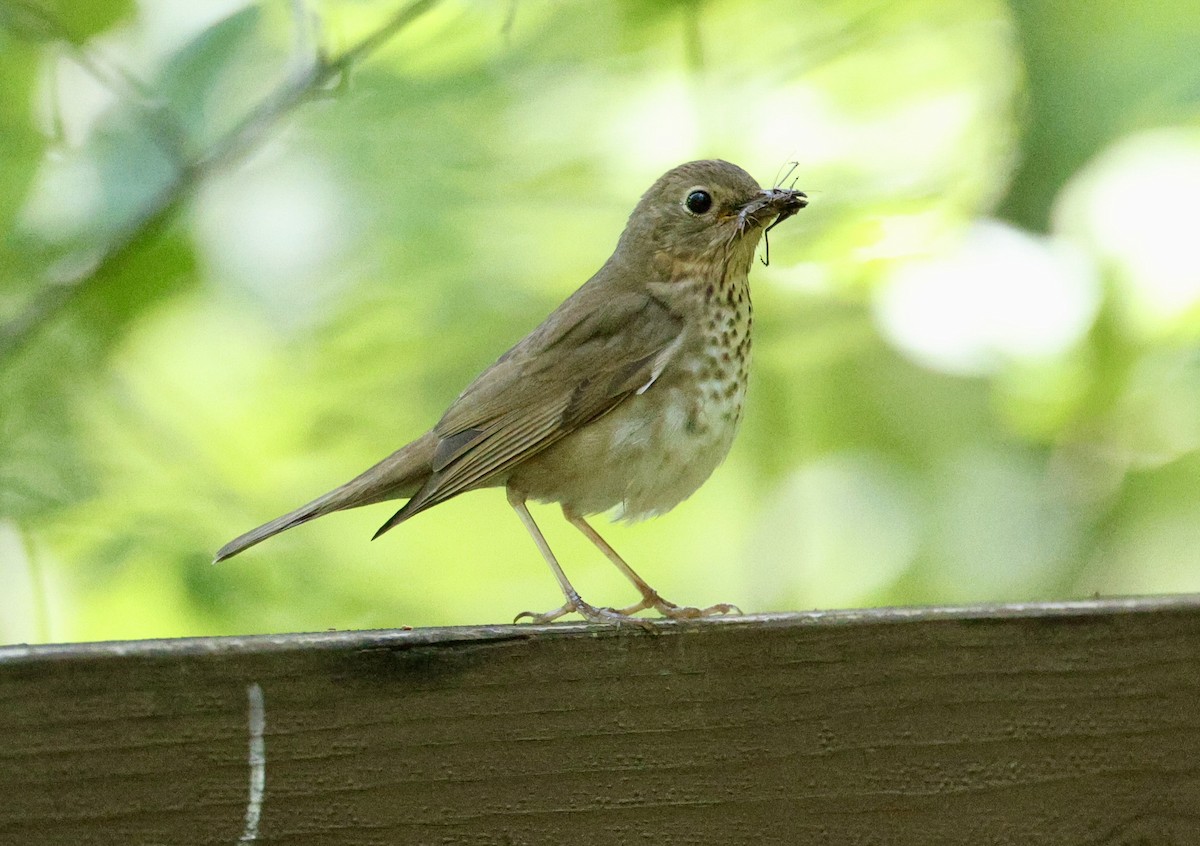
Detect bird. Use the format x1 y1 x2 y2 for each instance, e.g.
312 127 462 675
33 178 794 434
215 159 808 625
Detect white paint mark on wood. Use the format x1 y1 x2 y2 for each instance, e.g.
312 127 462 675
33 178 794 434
239 682 266 843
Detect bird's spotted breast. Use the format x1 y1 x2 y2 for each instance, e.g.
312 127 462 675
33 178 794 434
510 267 753 521
614 270 752 519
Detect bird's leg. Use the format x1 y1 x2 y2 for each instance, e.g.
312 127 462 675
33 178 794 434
561 507 741 620
507 487 647 627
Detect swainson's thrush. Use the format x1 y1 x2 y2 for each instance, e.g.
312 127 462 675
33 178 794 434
216 160 807 624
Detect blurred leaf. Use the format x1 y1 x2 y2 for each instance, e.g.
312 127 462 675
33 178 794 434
14 117 180 252
0 1 59 41
0 338 94 520
0 37 41 297
0 0 133 43
1002 0 1200 229
77 227 199 347
154 5 265 149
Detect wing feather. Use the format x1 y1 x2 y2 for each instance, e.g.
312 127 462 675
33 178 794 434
423 401 568 503
373 286 685 535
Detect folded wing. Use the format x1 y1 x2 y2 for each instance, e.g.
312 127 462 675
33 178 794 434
373 287 684 536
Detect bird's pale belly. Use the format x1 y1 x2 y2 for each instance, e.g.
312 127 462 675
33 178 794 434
506 353 748 520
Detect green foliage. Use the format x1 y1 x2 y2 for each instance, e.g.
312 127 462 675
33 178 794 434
1 0 1198 644
0 0 132 43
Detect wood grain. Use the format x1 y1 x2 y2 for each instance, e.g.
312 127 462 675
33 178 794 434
2 598 1200 845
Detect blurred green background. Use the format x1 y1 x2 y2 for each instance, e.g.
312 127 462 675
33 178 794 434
2 0 1199 644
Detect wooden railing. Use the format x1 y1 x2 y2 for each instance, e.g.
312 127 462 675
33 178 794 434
3 596 1199 844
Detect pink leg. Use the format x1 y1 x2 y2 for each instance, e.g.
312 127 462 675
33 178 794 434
562 507 741 620
507 487 650 627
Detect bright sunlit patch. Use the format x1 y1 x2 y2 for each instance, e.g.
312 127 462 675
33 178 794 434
747 453 921 608
855 211 949 261
1054 128 1200 334
17 150 106 241
193 152 356 327
749 88 986 198
1085 509 1200 595
608 74 700 176
928 446 1082 599
763 261 833 294
874 219 1100 375
136 0 254 55
746 85 839 173
0 522 38 644
1102 350 1200 468
34 53 115 145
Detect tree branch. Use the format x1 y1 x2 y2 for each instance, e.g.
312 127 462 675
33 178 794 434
0 0 441 360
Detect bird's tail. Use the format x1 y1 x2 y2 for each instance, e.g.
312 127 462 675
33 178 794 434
213 432 437 562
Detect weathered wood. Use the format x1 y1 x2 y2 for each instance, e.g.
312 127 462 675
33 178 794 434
2 597 1200 845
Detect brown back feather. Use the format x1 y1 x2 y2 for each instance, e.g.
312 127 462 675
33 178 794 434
372 283 684 536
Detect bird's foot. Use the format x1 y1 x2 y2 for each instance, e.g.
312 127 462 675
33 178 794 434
616 591 742 620
514 596 655 629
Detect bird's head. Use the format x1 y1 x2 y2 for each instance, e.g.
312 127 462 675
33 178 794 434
617 159 807 271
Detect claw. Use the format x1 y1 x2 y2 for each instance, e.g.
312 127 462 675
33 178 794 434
621 590 742 620
660 601 742 620
508 494 739 629
514 605 572 624
515 597 655 629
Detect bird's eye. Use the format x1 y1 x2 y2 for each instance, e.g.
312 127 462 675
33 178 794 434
685 190 713 215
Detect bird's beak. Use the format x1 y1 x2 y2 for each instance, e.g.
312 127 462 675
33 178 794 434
735 187 808 234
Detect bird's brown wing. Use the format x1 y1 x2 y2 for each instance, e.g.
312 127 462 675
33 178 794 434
373 288 683 534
